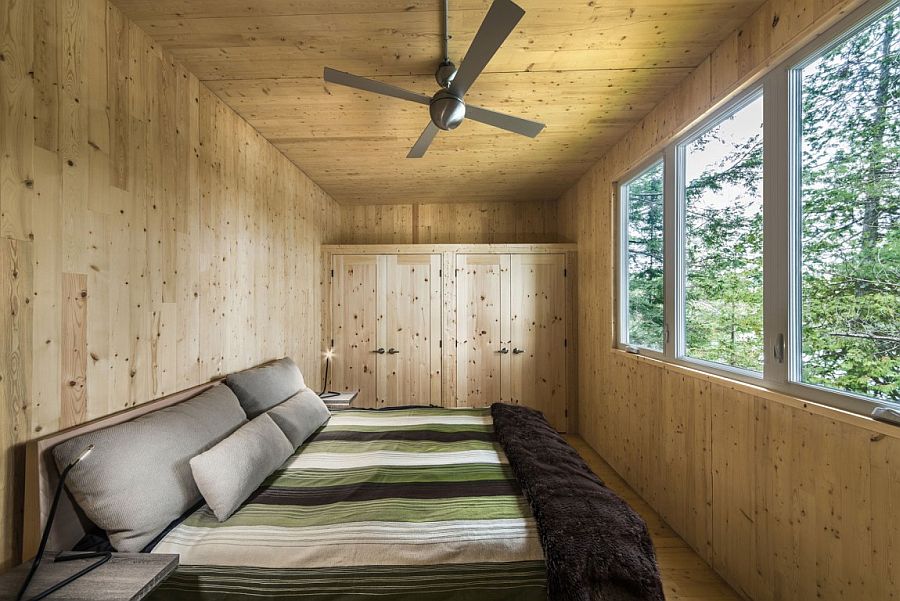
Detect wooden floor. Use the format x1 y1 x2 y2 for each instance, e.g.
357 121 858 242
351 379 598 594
566 436 742 601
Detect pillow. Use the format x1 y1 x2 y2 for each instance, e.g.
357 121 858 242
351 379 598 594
190 413 293 522
52 384 247 552
267 389 331 448
225 357 307 418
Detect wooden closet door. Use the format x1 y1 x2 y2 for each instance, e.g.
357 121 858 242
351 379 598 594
455 254 510 407
510 254 567 430
382 254 442 407
331 255 379 408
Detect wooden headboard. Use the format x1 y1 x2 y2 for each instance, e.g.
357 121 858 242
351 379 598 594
22 380 222 560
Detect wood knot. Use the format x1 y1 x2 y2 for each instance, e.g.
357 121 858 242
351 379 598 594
24 179 34 189
772 13 780 28
871 433 885 442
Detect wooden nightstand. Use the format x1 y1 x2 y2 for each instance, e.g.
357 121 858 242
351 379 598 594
320 390 359 411
0 553 178 601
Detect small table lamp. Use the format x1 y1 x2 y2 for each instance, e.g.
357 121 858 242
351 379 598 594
319 348 339 399
17 444 112 601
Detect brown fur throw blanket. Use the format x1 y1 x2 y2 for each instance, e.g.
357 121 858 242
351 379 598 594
491 403 665 601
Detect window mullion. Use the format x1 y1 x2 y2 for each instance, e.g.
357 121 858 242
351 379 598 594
663 144 678 359
763 68 791 386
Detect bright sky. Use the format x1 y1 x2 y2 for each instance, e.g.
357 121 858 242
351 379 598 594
684 94 764 215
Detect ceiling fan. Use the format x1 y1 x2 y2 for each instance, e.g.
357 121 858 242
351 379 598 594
323 0 545 158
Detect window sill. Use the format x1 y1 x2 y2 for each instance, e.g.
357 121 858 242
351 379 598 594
609 347 900 438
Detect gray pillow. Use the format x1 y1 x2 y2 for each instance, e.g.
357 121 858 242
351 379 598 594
267 389 331 448
190 413 293 522
225 357 307 418
52 384 247 552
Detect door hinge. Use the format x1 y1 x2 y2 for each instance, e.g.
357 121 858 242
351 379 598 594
564 338 568 348
564 268 567 277
330 269 334 278
439 269 442 278
330 339 334 347
439 340 442 348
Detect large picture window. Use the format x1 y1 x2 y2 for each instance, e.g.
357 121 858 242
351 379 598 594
795 4 900 402
615 0 899 416
620 161 665 351
681 94 764 372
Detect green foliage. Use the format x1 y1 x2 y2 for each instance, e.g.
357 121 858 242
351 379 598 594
624 6 899 401
799 7 900 401
624 163 664 350
683 103 765 373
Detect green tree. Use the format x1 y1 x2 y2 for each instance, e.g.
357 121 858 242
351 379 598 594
799 7 900 400
684 113 765 372
625 164 664 350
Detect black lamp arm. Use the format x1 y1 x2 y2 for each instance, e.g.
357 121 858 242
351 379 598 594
16 458 112 601
318 354 340 398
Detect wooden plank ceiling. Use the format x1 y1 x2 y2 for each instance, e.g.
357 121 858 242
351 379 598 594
110 0 767 205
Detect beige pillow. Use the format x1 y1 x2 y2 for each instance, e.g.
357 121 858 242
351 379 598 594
190 414 293 522
225 357 306 418
267 389 331 448
52 384 247 551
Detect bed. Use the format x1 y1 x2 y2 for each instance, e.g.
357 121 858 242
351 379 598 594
25 360 664 601
149 407 546 600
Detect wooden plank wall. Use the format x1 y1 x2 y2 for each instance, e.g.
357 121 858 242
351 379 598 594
340 201 559 244
557 0 900 599
0 0 341 569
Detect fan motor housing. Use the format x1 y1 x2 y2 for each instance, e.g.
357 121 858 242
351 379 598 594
430 89 466 130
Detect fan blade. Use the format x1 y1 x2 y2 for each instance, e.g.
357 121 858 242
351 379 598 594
324 67 430 105
466 104 544 138
407 122 440 158
449 0 524 98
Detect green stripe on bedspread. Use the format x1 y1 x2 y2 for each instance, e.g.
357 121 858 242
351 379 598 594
157 561 546 601
150 408 546 601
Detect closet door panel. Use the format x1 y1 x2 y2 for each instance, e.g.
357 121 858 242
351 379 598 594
331 254 379 408
510 253 567 430
456 254 509 407
383 254 441 406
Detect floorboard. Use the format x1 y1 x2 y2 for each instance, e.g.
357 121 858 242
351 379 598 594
565 435 742 601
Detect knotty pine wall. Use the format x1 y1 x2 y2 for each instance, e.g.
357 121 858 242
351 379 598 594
558 0 900 599
340 200 559 244
0 0 340 568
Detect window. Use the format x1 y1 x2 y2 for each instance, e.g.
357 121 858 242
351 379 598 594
620 161 665 351
680 94 764 372
615 0 899 415
794 4 900 402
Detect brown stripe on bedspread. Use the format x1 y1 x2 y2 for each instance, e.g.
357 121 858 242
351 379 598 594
248 479 521 506
311 430 496 443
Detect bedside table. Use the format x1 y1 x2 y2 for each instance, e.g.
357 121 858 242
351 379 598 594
320 390 359 411
0 553 178 601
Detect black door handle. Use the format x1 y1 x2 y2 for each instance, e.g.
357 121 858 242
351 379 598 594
512 348 525 354
373 348 385 354
497 348 509 354
387 348 400 354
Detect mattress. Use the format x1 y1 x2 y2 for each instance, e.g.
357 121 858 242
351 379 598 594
149 407 547 600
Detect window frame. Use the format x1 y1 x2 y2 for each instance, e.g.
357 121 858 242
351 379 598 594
616 155 667 358
674 87 766 379
613 0 900 418
777 0 900 416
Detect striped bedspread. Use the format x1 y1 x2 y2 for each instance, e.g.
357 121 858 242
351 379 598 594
149 407 547 600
